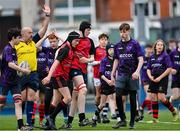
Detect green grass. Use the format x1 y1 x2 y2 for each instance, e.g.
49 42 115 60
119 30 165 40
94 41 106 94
0 111 180 130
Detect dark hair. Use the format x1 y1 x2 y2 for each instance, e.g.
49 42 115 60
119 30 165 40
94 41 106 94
66 31 80 43
145 44 153 48
168 39 176 44
119 23 130 31
153 39 166 54
79 21 91 37
98 33 109 40
7 27 21 41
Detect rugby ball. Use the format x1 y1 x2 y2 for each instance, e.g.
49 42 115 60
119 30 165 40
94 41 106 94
17 61 30 77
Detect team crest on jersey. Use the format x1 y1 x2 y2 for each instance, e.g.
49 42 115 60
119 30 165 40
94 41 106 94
126 45 132 51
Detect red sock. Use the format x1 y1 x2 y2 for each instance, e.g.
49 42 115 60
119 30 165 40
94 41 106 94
142 99 148 109
146 99 152 111
152 101 158 119
38 104 45 123
161 99 175 112
32 102 37 124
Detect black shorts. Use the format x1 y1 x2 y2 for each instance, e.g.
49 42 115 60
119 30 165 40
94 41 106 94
38 72 48 93
1 84 21 96
100 84 115 95
19 72 39 92
141 80 149 86
69 69 87 84
115 88 132 96
148 76 168 94
171 73 180 88
171 80 180 89
52 76 68 89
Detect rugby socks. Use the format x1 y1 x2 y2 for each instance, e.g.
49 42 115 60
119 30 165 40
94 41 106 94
50 101 67 120
93 107 101 120
102 103 109 117
152 101 159 119
31 102 37 125
142 99 151 111
63 106 68 123
44 87 53 116
79 113 85 122
49 104 56 115
38 104 45 123
161 99 175 112
67 116 74 124
17 119 24 129
115 108 121 121
26 101 34 126
129 91 137 124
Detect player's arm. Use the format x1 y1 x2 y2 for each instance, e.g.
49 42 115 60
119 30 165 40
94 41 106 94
132 56 143 80
147 69 154 81
36 32 55 50
35 35 48 50
111 59 118 80
38 5 51 38
169 52 177 75
8 62 30 74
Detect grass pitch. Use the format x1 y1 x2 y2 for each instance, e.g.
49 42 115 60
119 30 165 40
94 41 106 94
0 110 180 130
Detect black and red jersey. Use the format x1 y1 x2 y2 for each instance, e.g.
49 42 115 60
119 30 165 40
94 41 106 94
93 46 107 78
52 42 74 80
71 37 95 74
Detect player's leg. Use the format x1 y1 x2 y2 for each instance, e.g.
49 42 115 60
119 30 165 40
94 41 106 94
92 94 108 127
141 84 151 113
38 91 45 126
158 93 178 121
94 78 101 107
109 93 116 119
150 93 159 122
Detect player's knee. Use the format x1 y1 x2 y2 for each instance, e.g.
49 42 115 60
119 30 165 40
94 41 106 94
65 96 72 104
13 95 22 104
79 88 87 95
27 94 35 101
78 83 87 95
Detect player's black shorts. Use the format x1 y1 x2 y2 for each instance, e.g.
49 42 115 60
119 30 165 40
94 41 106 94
1 84 21 96
52 76 68 89
171 74 180 89
38 72 47 93
141 80 149 86
100 83 115 95
148 76 168 94
19 72 39 92
171 80 180 89
69 68 87 84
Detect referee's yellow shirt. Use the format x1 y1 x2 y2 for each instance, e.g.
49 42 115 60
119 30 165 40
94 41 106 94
15 41 37 71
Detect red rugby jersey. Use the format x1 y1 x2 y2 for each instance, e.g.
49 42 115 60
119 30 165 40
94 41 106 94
71 37 95 74
93 46 107 78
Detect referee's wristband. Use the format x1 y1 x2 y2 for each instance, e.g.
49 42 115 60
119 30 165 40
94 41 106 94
46 14 50 17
